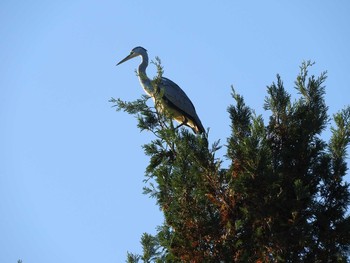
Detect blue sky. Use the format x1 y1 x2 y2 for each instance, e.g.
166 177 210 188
1 1 350 262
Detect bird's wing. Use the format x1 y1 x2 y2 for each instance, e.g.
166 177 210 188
159 77 205 133
159 77 198 119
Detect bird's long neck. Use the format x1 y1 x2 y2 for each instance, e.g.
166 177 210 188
137 53 154 96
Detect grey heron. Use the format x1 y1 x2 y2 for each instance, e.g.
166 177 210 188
117 46 205 134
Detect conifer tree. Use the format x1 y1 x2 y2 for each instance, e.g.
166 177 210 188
112 60 350 262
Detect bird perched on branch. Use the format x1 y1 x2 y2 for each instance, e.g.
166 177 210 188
117 46 205 134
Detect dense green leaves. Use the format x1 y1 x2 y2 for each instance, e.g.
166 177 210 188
113 61 350 262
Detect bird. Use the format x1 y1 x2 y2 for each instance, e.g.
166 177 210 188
117 46 205 134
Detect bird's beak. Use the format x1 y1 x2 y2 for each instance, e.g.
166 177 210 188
116 52 138 66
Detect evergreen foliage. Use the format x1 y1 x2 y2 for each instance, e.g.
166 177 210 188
112 60 350 262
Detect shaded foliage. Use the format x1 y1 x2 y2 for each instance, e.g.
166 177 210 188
113 60 350 262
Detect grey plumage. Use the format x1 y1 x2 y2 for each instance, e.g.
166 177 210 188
117 46 205 134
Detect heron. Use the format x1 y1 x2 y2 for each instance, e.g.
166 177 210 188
117 46 205 134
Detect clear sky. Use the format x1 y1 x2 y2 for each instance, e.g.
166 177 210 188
1 1 350 262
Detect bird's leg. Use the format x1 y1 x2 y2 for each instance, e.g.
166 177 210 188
174 123 185 130
174 119 188 130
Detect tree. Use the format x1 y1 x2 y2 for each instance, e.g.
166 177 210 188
112 60 350 262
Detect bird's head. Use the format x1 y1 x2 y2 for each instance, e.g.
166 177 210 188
117 46 147 65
